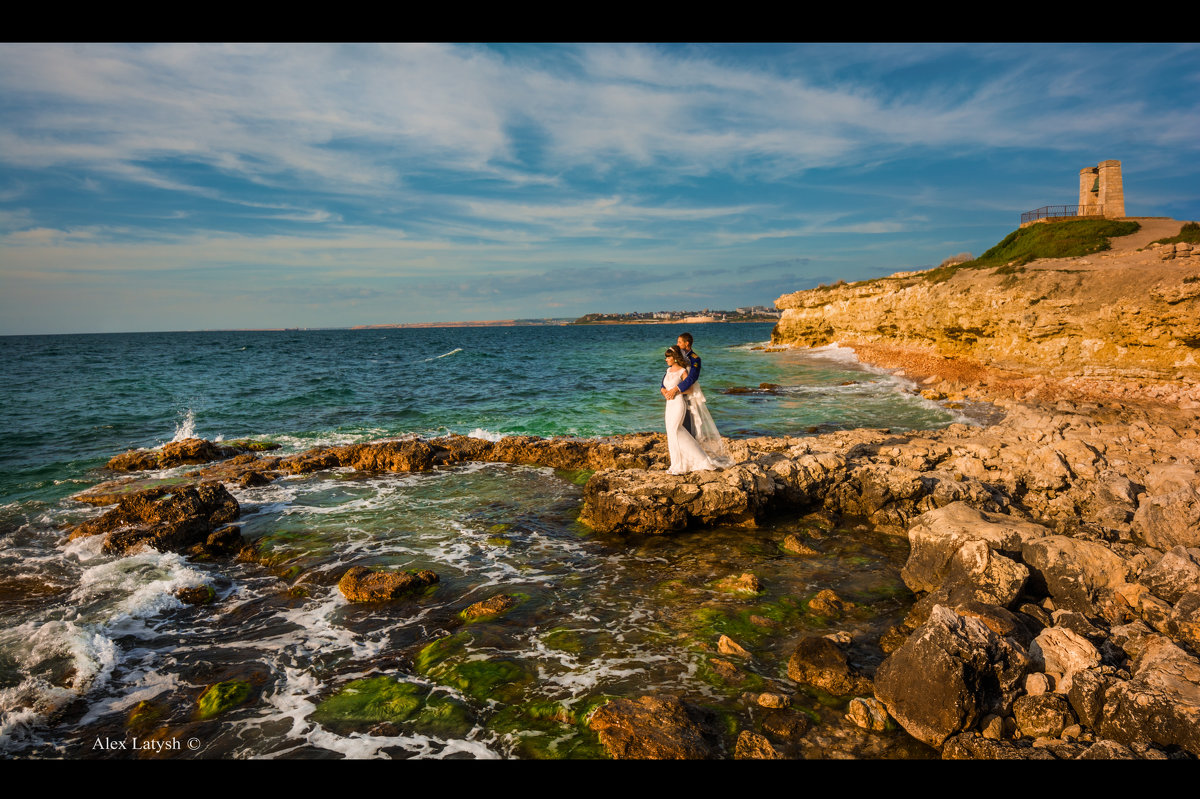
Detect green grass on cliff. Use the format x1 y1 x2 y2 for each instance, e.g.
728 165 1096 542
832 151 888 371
922 219 1142 283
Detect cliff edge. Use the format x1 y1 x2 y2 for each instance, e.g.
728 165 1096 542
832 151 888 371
772 218 1200 407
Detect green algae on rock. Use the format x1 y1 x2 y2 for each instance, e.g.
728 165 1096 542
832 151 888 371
196 680 253 719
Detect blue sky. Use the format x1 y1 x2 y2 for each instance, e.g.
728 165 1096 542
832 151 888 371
1 43 1198 335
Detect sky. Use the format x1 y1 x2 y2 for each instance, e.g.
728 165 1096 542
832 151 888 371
1 42 1198 335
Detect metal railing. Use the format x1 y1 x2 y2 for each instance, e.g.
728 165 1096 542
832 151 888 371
1020 205 1104 225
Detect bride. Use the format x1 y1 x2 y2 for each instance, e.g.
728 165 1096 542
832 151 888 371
661 346 732 474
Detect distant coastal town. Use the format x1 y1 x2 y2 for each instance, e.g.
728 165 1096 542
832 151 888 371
348 305 782 330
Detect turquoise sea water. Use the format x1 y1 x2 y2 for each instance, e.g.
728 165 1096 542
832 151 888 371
0 323 953 758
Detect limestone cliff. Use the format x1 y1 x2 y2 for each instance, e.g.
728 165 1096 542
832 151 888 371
772 219 1200 393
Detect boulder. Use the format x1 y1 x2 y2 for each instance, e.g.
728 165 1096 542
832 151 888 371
846 697 890 731
787 637 873 697
587 695 718 759
902 503 1050 594
1012 693 1076 739
338 566 439 602
734 730 783 759
70 481 240 556
1166 590 1200 651
941 733 1056 760
1138 546 1200 605
1020 535 1133 616
1097 635 1200 756
1029 626 1101 692
873 605 1030 748
1132 487 1200 550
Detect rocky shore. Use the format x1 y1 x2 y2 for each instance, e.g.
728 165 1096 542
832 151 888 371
64 221 1200 759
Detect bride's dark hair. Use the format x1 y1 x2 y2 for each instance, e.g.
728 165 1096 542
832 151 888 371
665 346 689 368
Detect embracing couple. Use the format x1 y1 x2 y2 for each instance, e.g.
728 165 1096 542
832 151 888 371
660 332 733 474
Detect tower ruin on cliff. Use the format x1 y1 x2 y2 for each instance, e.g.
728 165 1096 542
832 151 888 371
1078 159 1125 219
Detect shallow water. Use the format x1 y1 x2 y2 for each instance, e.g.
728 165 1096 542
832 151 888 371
0 324 955 758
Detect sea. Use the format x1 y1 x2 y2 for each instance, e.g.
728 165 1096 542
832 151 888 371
0 322 961 759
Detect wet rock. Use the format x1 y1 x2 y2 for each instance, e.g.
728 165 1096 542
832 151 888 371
188 524 244 559
846 697 890 731
760 709 809 741
755 692 789 709
717 635 751 658
781 533 819 556
1097 635 1200 756
461 594 519 621
338 566 439 603
807 588 852 617
873 605 1030 748
588 695 718 759
734 730 783 759
174 585 215 605
71 481 240 556
237 470 274 488
1012 693 1076 739
714 573 761 594
786 636 873 697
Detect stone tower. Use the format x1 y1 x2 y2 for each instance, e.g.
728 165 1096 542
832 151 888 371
1078 160 1125 219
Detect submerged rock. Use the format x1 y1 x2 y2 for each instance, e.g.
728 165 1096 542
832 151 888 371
587 695 719 759
461 593 519 621
338 566 439 602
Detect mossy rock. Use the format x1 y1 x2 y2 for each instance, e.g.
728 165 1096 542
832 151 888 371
415 632 533 704
541 627 585 655
411 694 475 739
486 699 609 760
127 700 167 732
554 468 594 487
485 536 513 547
696 656 766 695
196 680 253 720
311 676 426 726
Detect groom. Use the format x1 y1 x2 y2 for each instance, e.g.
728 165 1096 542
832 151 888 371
662 332 701 436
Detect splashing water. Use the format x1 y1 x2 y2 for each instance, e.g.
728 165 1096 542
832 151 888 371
170 409 196 443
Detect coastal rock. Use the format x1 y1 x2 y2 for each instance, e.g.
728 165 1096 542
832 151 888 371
1131 487 1200 550
1166 590 1200 651
807 588 852 618
1067 668 1114 728
1012 693 1076 739
587 695 718 759
70 481 240 556
461 594 519 621
786 636 873 697
734 730 783 759
1097 635 1200 756
337 566 439 603
940 733 1056 760
1076 739 1139 759
873 605 1030 748
901 503 1049 594
1138 546 1200 604
846 697 891 732
1029 626 1101 691
1020 535 1133 617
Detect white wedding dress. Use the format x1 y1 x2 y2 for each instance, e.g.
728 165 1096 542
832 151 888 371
664 367 732 474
